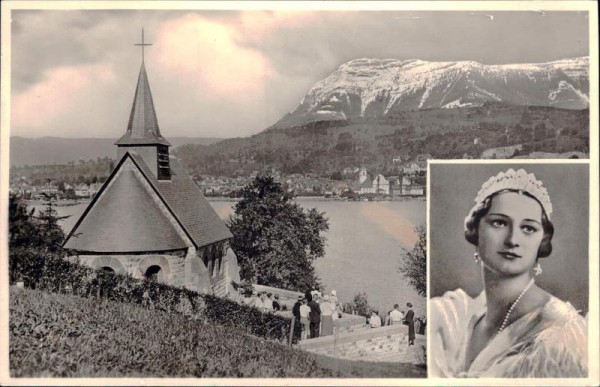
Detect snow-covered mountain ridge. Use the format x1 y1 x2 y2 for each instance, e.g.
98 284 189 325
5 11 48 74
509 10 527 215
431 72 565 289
275 57 588 129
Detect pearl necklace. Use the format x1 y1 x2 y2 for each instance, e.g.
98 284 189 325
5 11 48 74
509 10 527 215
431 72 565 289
496 278 535 335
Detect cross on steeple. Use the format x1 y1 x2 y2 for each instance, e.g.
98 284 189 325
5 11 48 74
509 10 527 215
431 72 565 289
135 28 153 62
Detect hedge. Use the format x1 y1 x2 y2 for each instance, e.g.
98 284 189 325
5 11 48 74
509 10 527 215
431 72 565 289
9 246 301 343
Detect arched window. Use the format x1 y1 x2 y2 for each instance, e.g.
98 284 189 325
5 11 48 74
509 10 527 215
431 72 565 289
145 265 162 282
101 266 115 273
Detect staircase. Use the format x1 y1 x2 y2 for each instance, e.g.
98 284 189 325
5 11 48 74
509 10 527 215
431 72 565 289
295 323 426 364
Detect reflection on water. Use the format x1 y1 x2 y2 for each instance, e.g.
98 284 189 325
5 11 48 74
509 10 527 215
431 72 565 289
31 199 426 316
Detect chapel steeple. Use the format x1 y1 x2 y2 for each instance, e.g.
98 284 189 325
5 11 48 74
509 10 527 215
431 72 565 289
115 29 171 180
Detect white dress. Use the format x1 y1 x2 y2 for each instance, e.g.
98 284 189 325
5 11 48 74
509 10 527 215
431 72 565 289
430 289 588 378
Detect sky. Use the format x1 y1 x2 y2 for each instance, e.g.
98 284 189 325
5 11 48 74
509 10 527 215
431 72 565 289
8 7 590 139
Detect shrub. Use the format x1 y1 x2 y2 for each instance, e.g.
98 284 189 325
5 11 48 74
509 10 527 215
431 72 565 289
8 248 297 343
342 292 373 318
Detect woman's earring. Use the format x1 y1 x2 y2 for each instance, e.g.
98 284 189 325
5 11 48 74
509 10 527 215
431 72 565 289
534 263 542 276
473 251 480 264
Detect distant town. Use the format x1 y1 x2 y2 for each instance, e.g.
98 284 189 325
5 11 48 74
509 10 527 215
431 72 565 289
10 153 432 201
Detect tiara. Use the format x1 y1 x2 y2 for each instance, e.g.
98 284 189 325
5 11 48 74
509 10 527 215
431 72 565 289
474 168 553 218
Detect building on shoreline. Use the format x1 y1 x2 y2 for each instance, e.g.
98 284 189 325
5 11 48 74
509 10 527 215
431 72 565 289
63 35 240 297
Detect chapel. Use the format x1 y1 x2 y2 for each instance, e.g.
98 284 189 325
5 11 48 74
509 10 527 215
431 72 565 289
63 33 240 297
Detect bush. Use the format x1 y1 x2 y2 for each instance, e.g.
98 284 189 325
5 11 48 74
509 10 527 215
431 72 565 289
342 292 373 318
8 248 297 343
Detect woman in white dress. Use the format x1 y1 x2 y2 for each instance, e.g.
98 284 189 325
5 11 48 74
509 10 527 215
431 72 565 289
431 168 587 378
299 298 311 340
319 295 336 336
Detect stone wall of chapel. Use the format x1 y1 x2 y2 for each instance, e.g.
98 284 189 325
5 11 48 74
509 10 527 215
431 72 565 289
77 250 187 286
70 241 238 297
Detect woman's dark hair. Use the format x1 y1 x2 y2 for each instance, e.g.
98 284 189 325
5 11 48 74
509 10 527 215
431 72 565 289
464 189 554 258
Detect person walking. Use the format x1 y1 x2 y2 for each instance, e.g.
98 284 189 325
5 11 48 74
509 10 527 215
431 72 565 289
405 302 415 346
330 290 342 319
330 290 339 305
389 304 404 325
319 295 335 336
272 294 281 311
307 292 321 339
370 310 382 328
299 298 311 340
292 295 303 340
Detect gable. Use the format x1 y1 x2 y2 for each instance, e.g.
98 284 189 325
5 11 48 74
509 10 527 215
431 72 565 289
64 158 188 253
130 153 233 248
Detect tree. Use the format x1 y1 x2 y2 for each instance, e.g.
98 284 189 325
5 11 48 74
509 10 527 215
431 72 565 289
9 193 68 285
227 176 329 291
35 193 69 253
398 225 426 297
8 194 39 249
330 171 343 181
342 292 373 318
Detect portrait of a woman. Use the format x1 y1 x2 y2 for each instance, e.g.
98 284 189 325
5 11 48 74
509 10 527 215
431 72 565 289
430 166 588 378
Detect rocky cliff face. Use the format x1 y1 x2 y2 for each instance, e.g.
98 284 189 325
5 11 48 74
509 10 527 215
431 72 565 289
275 57 588 129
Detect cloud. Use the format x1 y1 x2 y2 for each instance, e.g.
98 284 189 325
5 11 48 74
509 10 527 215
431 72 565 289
154 13 272 98
11 11 103 93
9 10 589 139
12 64 117 131
237 10 318 43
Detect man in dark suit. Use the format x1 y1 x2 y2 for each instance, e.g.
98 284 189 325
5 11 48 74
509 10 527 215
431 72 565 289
405 302 416 346
307 292 321 339
292 295 303 340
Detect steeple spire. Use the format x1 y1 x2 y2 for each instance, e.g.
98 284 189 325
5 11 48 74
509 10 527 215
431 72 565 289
115 30 171 180
115 30 169 147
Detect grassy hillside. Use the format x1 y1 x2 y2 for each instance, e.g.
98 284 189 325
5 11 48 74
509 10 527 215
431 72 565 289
9 288 425 378
175 104 588 178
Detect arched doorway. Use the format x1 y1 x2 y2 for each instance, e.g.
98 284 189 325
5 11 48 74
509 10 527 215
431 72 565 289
138 255 171 283
90 256 125 274
144 265 162 282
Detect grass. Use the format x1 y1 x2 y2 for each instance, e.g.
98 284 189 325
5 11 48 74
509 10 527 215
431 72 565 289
9 287 426 378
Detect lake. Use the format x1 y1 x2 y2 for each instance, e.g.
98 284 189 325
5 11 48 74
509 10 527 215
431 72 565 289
30 198 426 317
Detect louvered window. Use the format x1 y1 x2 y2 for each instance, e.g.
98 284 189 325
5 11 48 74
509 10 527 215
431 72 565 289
157 145 171 180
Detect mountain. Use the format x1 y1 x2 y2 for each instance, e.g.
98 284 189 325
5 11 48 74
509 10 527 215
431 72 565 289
9 136 222 167
176 104 588 178
274 57 589 129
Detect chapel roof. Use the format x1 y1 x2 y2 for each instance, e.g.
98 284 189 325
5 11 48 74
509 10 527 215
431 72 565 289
63 152 232 253
63 159 188 253
129 152 233 248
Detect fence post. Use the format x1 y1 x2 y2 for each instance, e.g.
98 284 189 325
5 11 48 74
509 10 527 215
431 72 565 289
289 318 295 347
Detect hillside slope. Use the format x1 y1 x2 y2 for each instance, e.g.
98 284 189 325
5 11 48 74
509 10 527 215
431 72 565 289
175 104 588 178
9 288 425 378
